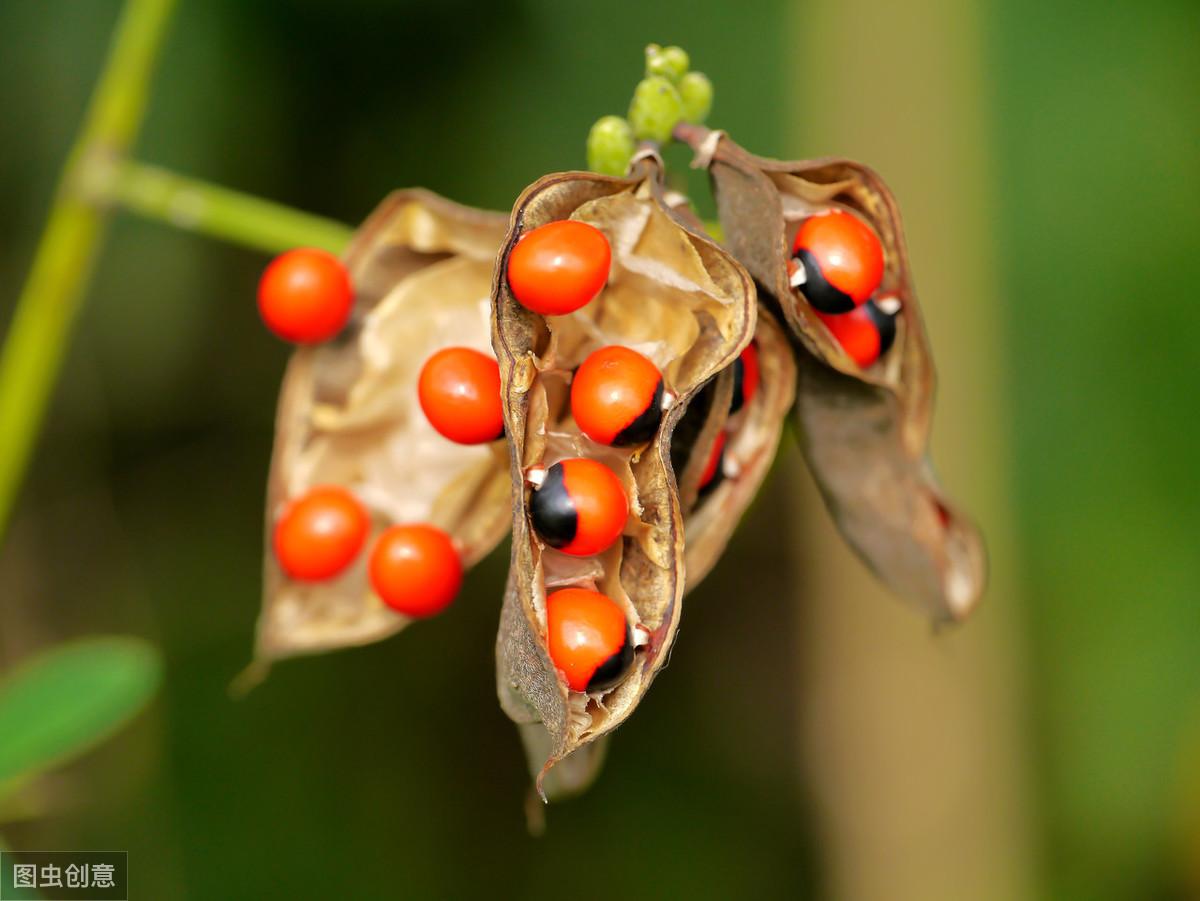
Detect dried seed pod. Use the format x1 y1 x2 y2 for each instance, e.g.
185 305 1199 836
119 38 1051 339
679 125 986 621
257 191 512 662
683 306 797 590
492 156 756 797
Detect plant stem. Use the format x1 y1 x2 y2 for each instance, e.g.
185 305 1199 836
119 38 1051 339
0 0 177 543
786 1 1031 898
671 121 709 147
106 160 353 255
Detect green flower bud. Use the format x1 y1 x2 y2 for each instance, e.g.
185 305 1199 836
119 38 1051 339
628 76 684 144
646 45 690 83
679 71 713 124
587 115 635 176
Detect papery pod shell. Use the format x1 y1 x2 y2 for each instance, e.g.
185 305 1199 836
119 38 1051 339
492 158 756 795
658 196 738 516
257 191 512 662
683 305 797 591
685 127 986 621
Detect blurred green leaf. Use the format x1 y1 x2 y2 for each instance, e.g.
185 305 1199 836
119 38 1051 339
0 637 161 793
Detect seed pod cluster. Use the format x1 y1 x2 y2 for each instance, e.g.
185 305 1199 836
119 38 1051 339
679 125 986 620
254 85 989 811
491 156 756 795
257 191 512 661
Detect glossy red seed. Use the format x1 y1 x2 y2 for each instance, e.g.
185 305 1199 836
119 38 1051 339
546 587 633 692
258 248 354 343
817 307 884 368
273 485 369 581
570 346 664 446
418 347 505 445
369 524 463 618
507 220 611 316
793 210 884 307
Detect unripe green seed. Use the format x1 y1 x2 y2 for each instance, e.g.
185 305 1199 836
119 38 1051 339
628 76 684 144
679 71 713 124
646 45 690 82
587 115 635 176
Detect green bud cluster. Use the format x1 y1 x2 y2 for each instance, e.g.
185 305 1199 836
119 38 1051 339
645 44 690 82
587 116 636 177
586 43 714 175
628 76 684 144
678 71 713 125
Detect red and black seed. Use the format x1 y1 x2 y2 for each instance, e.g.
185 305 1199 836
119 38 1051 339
529 462 576 550
793 247 857 314
612 378 665 446
585 624 634 693
669 378 717 477
729 341 760 414
864 299 898 357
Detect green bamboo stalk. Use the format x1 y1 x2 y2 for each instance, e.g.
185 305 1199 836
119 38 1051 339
0 0 177 541
108 160 352 255
786 1 1033 899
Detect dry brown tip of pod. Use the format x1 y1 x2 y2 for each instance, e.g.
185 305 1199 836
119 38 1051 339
492 156 756 798
676 124 987 622
682 305 797 591
256 190 512 663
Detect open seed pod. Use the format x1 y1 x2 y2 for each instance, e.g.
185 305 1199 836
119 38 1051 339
679 125 986 622
492 157 756 798
683 305 797 590
257 190 512 662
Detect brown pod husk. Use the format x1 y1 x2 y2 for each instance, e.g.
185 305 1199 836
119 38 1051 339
683 305 797 590
257 190 512 662
682 126 986 621
492 157 756 797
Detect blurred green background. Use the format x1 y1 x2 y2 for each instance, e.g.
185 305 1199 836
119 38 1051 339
1 0 1197 898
